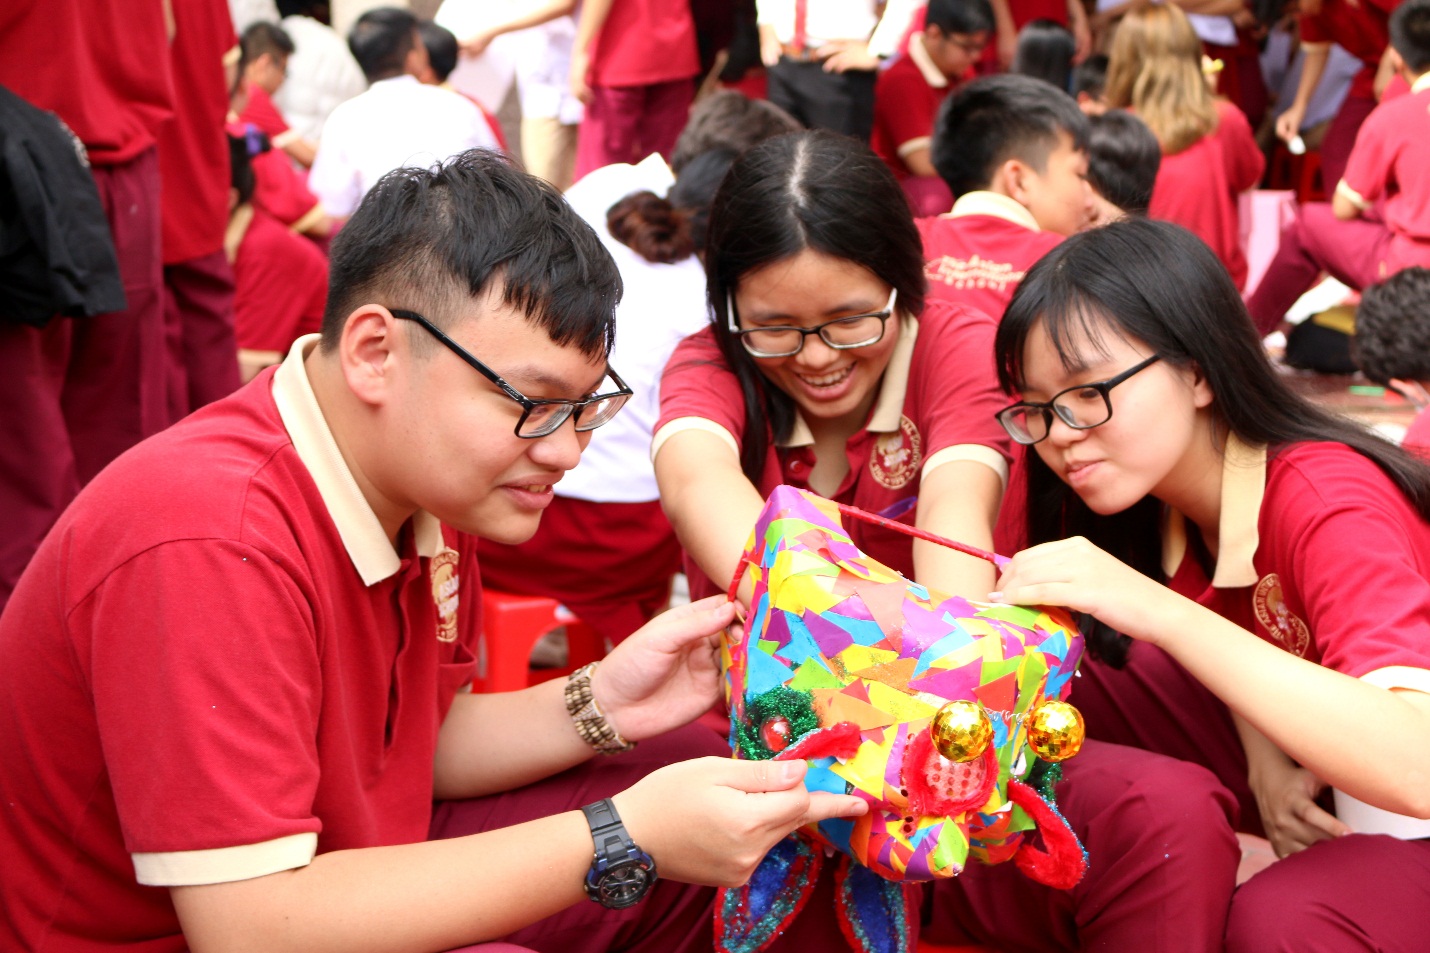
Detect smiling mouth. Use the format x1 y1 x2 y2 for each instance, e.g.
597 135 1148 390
796 365 854 388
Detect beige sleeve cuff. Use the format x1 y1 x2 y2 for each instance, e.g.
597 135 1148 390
1335 179 1371 210
132 832 318 887
1361 666 1430 696
922 444 1009 489
897 136 932 159
651 417 740 463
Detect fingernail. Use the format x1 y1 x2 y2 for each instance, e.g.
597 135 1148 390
780 760 806 781
987 591 1004 602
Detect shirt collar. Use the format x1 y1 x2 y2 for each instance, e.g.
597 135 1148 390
777 314 919 448
946 191 1042 231
1160 432 1265 587
907 32 948 89
271 335 444 586
1413 72 1430 94
370 74 420 90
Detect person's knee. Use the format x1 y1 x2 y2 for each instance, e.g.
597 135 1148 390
1225 861 1338 953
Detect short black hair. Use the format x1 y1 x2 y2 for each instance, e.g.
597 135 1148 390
1011 19 1076 91
228 133 257 207
669 90 801 174
1390 0 1430 73
417 20 459 83
1073 53 1108 99
240 21 295 71
931 73 1090 197
1086 110 1160 214
1353 268 1430 383
925 0 996 37
276 0 323 18
349 7 418 83
322 149 620 359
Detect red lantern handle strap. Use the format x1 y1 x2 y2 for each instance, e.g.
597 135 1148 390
725 501 1011 604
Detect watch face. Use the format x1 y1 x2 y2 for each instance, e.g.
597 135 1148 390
594 858 655 909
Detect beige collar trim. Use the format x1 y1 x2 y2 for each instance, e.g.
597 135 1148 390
1160 432 1265 587
946 191 1041 231
1413 72 1430 94
224 203 255 266
777 314 919 448
907 32 948 89
272 335 443 586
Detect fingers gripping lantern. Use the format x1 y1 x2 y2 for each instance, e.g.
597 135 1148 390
716 487 1088 953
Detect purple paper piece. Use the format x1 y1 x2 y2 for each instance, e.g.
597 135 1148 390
803 608 857 657
908 664 982 700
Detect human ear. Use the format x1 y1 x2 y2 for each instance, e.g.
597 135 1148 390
1187 361 1215 410
1001 158 1034 206
340 306 401 408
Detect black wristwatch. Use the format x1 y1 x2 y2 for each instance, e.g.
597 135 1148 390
580 798 657 909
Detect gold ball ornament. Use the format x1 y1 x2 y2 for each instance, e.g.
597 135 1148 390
1026 700 1085 762
931 700 993 763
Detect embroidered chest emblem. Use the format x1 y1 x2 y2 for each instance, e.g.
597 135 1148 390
431 548 460 643
1252 573 1309 658
923 254 1024 291
869 415 922 489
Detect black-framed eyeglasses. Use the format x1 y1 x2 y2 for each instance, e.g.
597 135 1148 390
726 287 898 358
391 309 632 438
995 355 1161 445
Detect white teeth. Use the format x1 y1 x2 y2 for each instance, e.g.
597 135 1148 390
797 366 853 387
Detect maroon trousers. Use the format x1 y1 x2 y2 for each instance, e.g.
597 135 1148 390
162 249 240 423
433 722 1246 953
574 79 696 181
1075 643 1430 951
0 147 166 611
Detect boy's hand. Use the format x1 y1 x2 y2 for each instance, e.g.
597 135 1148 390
612 757 868 886
592 596 736 740
1274 105 1305 145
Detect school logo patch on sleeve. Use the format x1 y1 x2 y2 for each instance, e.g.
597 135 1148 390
1253 573 1310 658
430 548 460 643
869 416 922 489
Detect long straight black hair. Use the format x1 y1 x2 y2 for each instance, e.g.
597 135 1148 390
702 130 928 482
995 218 1430 664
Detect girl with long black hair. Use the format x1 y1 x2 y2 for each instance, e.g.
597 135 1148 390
992 217 1430 950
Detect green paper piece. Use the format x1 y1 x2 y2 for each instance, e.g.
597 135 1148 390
790 658 845 691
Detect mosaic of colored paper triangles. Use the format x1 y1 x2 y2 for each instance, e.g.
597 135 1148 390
722 486 1084 882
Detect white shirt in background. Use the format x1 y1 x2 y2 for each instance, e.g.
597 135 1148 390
272 14 368 141
756 0 918 56
308 75 501 217
557 154 711 504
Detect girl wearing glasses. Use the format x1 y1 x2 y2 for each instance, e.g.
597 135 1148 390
654 133 1242 953
991 218 1430 950
654 129 1012 603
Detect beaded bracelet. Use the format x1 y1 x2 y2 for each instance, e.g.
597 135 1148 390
564 662 635 755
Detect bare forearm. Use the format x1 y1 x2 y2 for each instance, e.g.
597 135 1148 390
573 0 615 53
174 813 592 953
433 679 594 799
912 462 1002 600
1172 0 1245 17
655 434 766 596
490 0 577 38
1153 599 1430 817
1290 45 1331 112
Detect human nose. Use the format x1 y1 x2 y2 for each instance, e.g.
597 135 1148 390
1042 409 1089 448
527 415 587 472
794 331 842 367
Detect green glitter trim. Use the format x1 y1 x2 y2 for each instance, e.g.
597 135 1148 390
735 686 820 760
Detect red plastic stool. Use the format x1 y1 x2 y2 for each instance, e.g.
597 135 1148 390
473 590 607 693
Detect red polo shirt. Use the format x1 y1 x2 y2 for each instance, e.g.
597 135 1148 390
230 206 328 351
0 0 172 165
1163 437 1430 692
240 83 293 140
589 0 700 88
1148 100 1263 290
654 300 1011 594
1336 74 1430 271
158 0 238 264
917 191 1064 322
0 339 479 951
871 34 964 180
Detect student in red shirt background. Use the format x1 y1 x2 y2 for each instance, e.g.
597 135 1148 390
236 20 319 169
1273 0 1405 192
655 128 1242 953
0 0 173 610
1248 0 1430 335
920 74 1091 322
225 133 328 379
1105 3 1263 290
993 217 1430 952
871 0 995 216
570 0 701 178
